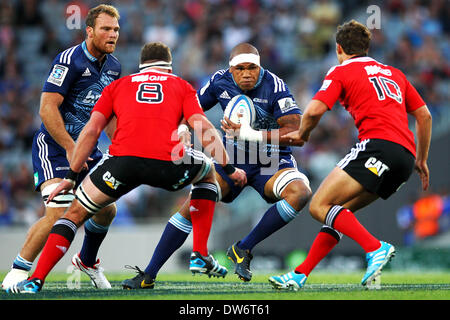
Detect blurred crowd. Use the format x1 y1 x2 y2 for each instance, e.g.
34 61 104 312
0 0 448 226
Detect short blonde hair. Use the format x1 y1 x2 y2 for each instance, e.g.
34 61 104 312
86 4 120 28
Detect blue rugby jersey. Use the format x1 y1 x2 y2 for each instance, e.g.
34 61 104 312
198 68 301 156
42 41 121 140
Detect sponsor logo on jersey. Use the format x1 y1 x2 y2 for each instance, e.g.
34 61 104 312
82 67 91 77
277 97 297 113
102 171 123 190
253 98 268 104
365 157 389 177
47 64 69 86
319 79 332 91
131 74 168 82
364 65 392 76
219 90 231 99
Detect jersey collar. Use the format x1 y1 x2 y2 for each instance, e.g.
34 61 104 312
82 41 97 62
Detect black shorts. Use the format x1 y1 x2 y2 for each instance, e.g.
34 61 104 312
337 139 415 199
89 149 212 199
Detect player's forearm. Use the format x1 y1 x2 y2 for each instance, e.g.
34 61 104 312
70 123 102 172
104 115 117 141
414 109 432 162
297 113 321 142
189 113 230 166
40 94 75 151
265 127 301 146
298 100 327 141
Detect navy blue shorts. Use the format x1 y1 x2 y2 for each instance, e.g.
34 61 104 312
215 154 304 204
31 130 103 191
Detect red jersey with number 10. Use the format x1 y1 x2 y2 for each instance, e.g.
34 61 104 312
313 57 425 157
93 68 205 161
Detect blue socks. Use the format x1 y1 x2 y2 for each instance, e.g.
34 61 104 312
238 200 299 251
12 254 33 271
145 212 192 278
79 218 109 267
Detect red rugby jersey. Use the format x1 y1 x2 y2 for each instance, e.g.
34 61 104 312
313 57 425 157
93 69 204 161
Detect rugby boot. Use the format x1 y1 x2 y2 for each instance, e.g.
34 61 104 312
72 253 111 289
226 241 253 282
7 278 42 294
269 271 307 291
122 265 155 289
2 268 29 290
361 241 395 286
189 252 228 278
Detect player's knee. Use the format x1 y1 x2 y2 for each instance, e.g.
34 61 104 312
277 172 312 211
95 203 117 226
308 197 326 222
283 183 312 211
63 201 90 227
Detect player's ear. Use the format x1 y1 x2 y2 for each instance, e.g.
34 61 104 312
86 26 94 39
336 43 343 55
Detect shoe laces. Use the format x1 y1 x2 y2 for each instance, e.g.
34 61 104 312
124 265 145 280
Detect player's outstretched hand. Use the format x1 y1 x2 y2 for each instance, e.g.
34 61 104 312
46 179 75 204
281 130 305 146
414 159 429 191
228 167 247 187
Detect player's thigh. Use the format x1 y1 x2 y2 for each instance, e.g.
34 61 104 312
215 170 231 200
342 191 379 213
310 166 367 220
72 175 117 224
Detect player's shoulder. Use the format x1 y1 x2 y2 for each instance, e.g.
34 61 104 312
329 56 395 74
208 69 229 83
53 43 83 67
263 69 288 93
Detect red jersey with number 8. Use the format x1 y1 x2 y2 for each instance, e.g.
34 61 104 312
93 69 204 160
313 57 425 157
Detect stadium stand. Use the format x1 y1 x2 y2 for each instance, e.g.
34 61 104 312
0 0 448 229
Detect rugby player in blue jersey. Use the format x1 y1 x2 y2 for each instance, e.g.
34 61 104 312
2 4 121 290
122 43 312 288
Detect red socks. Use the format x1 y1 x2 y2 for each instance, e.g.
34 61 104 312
295 228 340 276
190 198 215 256
32 233 72 281
31 219 77 281
190 183 218 257
327 205 380 253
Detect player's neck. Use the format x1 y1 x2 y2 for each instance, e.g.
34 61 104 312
340 53 367 64
141 67 172 74
85 39 107 63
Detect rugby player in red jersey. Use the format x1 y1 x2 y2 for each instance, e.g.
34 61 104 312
269 20 432 290
7 42 246 293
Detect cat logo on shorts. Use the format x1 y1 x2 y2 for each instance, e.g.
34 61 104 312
365 157 389 177
102 171 123 190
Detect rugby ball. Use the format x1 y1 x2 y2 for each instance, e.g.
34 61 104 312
223 94 256 127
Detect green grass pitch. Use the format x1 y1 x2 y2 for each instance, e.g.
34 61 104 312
1 271 449 300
